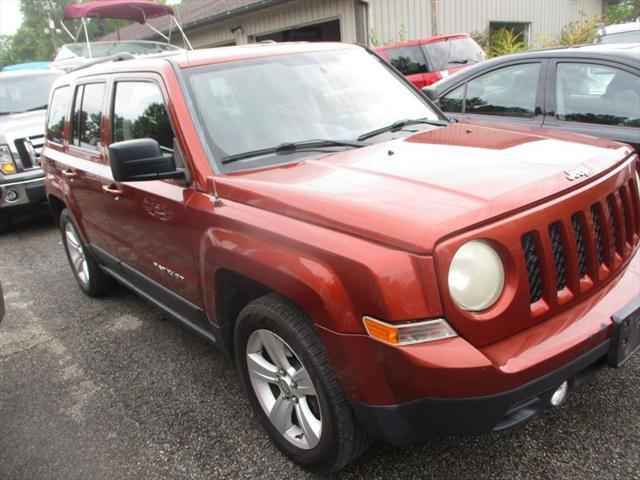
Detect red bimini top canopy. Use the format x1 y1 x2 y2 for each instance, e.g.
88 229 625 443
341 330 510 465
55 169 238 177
63 0 174 24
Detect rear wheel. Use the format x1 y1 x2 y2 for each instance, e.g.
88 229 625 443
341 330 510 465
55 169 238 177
235 294 371 473
60 209 114 297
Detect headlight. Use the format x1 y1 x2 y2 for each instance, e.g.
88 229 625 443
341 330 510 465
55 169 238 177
448 240 505 312
0 144 17 174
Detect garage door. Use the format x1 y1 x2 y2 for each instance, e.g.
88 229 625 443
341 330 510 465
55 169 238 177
255 19 340 42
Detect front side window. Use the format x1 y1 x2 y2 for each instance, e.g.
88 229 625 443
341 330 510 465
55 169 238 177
112 81 173 151
465 63 540 118
71 83 105 150
385 45 428 75
556 63 640 127
47 86 71 144
186 48 440 171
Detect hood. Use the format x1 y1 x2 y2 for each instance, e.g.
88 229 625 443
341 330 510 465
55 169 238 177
217 122 633 254
0 109 47 145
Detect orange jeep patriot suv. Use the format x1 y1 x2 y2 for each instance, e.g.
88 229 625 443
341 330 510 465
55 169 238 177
43 43 640 473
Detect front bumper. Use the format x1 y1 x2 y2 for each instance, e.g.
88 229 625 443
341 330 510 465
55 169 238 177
0 175 46 210
319 249 639 444
351 339 610 445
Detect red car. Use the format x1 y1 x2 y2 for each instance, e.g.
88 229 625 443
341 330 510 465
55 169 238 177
375 33 485 88
43 42 639 473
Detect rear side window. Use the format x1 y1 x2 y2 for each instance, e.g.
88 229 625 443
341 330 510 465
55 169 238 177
556 63 640 127
385 46 428 75
71 83 105 150
111 81 173 151
47 86 70 144
423 37 484 71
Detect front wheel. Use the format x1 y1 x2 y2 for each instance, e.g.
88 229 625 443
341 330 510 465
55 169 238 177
59 209 115 297
235 294 371 473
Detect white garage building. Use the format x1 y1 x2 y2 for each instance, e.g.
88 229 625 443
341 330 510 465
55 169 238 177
101 0 606 48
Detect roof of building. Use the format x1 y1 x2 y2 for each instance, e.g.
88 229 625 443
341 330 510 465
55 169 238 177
98 0 282 42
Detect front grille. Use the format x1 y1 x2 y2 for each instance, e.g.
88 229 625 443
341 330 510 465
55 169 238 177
571 213 588 278
607 196 618 255
549 223 568 290
591 205 605 266
28 134 44 160
522 233 543 303
522 185 636 306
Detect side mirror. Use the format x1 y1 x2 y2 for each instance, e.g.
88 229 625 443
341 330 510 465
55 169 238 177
108 138 185 182
422 86 440 104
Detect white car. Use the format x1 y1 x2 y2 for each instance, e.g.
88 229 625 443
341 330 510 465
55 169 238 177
595 21 640 44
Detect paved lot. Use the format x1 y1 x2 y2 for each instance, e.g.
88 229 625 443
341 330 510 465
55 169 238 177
1 213 639 480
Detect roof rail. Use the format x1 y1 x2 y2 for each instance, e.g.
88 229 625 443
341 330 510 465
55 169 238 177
68 52 135 72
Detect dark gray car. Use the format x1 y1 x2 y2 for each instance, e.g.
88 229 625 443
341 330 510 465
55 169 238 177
423 43 640 152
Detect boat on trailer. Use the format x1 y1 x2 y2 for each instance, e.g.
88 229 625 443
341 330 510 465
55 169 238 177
52 0 192 71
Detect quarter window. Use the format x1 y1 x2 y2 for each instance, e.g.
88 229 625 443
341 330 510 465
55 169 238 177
111 81 173 151
47 86 70 144
465 63 540 118
385 46 428 75
440 84 465 113
556 63 640 127
71 83 105 150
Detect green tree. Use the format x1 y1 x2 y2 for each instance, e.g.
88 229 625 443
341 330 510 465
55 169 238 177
604 0 640 24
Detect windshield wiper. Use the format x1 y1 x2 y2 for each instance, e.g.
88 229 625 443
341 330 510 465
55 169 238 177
221 139 365 165
447 59 478 65
25 104 48 112
357 117 448 141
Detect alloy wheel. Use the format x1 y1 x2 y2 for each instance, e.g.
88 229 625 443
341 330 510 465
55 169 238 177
246 329 322 450
64 222 90 287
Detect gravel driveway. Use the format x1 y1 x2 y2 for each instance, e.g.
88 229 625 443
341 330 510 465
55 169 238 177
1 214 638 479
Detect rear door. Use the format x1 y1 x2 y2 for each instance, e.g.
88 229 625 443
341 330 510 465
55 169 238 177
46 80 112 246
543 59 640 152
438 60 547 128
97 74 203 316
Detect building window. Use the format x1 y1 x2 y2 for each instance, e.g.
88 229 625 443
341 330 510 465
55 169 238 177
489 21 530 45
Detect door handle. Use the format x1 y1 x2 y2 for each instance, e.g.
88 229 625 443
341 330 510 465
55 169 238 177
62 168 77 178
102 184 124 197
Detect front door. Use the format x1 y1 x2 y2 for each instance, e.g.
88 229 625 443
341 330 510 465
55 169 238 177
439 61 547 128
97 75 202 316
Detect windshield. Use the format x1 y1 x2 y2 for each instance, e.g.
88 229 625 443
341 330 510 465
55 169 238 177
0 72 62 114
55 41 181 60
186 48 441 171
597 30 640 44
422 37 485 71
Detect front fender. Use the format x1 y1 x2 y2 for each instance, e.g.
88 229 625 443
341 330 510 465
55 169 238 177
190 195 442 334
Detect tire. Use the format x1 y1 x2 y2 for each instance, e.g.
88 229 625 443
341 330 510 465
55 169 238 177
0 211 12 234
59 209 115 297
234 293 371 473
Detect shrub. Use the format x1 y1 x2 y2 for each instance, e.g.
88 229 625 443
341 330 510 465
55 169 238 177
488 28 527 58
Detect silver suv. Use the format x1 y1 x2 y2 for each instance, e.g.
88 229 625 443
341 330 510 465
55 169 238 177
0 68 63 232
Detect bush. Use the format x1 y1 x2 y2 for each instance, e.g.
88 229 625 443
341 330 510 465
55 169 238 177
488 28 527 58
604 0 640 24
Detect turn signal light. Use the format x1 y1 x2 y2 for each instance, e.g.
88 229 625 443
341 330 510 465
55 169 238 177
1 163 17 174
363 316 457 346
